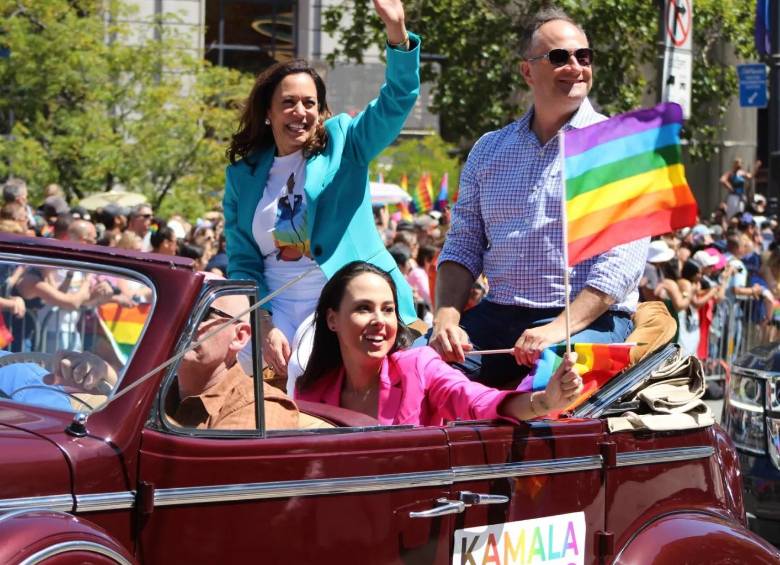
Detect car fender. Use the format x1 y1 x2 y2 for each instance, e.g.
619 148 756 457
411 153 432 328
0 509 135 565
613 511 780 564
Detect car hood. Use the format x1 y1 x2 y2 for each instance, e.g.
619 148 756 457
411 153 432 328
0 407 73 505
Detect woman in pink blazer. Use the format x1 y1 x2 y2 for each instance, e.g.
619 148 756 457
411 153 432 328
295 262 582 425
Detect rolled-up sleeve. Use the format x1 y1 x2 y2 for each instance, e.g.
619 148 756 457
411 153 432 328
438 135 489 279
585 237 649 302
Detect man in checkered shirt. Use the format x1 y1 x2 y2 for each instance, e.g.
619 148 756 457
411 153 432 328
430 9 648 387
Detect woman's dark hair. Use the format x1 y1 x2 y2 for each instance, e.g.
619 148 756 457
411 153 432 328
297 261 414 392
150 225 176 251
417 244 437 266
680 260 701 282
177 241 204 261
658 260 680 280
227 59 332 164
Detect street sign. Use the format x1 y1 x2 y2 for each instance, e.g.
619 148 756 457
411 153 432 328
665 0 692 49
663 49 693 118
737 63 768 108
661 0 693 118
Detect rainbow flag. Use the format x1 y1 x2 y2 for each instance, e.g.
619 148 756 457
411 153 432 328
413 173 433 213
435 173 449 212
97 303 150 363
517 342 633 416
563 102 697 267
400 174 417 214
398 199 413 221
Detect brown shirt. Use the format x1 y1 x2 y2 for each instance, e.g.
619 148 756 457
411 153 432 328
167 363 300 430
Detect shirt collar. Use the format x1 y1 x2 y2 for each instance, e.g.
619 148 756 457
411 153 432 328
516 97 598 138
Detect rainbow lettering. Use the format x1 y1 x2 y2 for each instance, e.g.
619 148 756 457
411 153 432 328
453 512 585 565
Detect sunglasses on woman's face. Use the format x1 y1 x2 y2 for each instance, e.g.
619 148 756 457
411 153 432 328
527 48 594 67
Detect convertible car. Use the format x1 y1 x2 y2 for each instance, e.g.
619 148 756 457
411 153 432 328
0 234 778 565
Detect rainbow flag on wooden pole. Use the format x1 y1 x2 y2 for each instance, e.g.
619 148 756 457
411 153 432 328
559 102 697 351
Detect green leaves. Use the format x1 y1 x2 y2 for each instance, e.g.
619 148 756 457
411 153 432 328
324 0 757 160
0 0 253 217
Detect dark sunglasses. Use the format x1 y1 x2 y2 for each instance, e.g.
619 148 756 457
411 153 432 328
527 48 594 67
206 305 236 321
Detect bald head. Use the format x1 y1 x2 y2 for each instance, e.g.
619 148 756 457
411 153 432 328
67 219 97 244
211 293 250 323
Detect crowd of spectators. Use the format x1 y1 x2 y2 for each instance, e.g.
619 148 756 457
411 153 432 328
640 193 779 368
0 178 229 278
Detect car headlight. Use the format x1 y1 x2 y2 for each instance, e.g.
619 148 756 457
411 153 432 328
724 373 766 454
731 373 764 409
766 379 780 412
767 417 780 471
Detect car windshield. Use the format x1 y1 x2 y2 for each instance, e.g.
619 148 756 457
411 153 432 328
0 257 154 414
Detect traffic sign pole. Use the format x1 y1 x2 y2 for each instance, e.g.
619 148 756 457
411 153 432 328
769 0 780 213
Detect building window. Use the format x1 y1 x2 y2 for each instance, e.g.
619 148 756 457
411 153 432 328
206 0 296 75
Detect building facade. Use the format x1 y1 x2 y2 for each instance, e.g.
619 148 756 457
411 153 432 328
126 0 437 134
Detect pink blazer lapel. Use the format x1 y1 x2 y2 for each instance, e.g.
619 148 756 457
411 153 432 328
377 357 403 425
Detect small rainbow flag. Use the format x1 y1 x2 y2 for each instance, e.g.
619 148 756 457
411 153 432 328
517 342 633 416
435 173 449 212
563 102 697 267
413 173 433 213
398 199 413 221
97 303 151 363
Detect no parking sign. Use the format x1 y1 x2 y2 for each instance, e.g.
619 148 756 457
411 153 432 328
661 0 693 118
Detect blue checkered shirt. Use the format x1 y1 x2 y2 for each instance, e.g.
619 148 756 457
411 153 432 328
439 98 648 313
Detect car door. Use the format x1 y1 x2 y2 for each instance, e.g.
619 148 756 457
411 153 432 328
135 284 457 565
444 420 606 565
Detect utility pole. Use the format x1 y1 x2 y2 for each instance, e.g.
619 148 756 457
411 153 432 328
769 0 780 212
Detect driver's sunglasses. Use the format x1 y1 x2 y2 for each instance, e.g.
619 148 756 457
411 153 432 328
527 48 594 67
206 305 236 322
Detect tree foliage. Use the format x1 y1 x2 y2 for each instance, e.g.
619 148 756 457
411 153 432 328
370 134 460 199
0 0 253 216
323 0 757 159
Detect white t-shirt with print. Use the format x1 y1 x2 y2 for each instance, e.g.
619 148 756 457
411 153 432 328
251 150 327 342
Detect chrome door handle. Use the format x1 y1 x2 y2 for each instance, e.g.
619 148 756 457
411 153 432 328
409 498 466 518
459 491 509 506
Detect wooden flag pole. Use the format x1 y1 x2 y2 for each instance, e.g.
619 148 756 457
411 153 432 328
559 131 572 356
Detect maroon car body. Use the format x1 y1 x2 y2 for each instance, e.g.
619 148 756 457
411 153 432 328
0 234 777 565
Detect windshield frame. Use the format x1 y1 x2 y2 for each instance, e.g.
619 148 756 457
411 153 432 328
151 278 266 439
0 251 157 411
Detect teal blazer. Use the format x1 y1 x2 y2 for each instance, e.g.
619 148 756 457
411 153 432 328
223 34 421 324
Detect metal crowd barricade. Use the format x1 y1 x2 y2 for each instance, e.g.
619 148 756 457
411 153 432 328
702 296 771 383
1 304 93 354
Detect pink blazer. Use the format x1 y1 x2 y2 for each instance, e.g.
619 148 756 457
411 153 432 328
295 346 518 426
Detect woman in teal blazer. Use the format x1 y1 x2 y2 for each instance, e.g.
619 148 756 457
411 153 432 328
223 0 419 376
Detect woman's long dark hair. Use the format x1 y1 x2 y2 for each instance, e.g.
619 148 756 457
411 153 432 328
297 261 414 393
227 59 332 164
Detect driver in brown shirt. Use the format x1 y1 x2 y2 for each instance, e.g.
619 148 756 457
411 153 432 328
53 292 308 430
165 293 300 430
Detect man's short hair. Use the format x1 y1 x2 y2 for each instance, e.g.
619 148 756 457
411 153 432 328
520 8 586 58
129 203 152 219
2 178 27 204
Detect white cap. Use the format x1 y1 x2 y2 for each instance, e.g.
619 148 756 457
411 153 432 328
691 250 718 268
167 219 187 240
647 240 675 264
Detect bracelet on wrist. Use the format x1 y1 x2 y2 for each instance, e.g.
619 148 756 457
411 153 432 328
387 33 410 51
